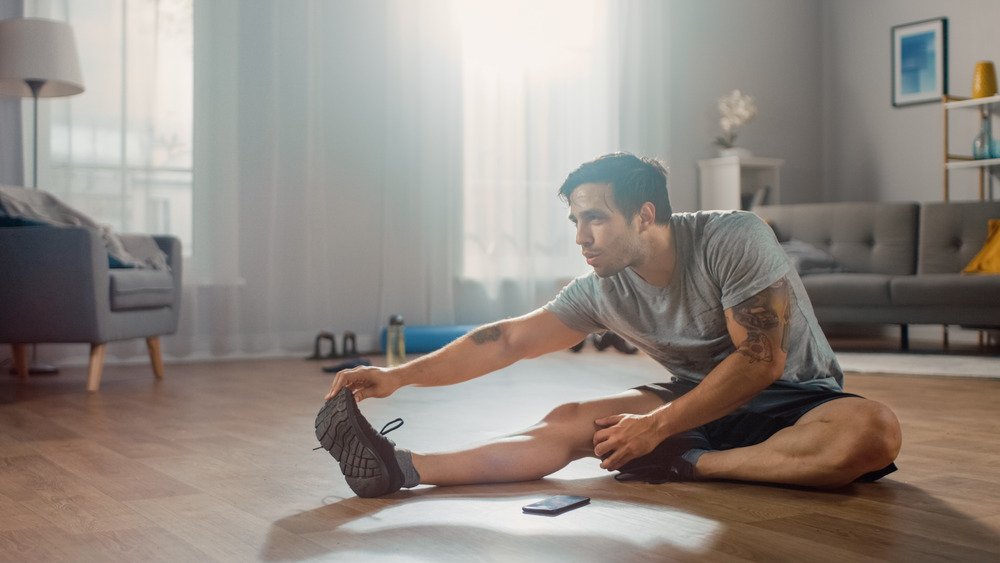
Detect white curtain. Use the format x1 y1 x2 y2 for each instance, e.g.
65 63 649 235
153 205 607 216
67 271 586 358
25 0 193 253
171 0 464 360
16 0 669 366
0 0 24 186
455 1 620 320
454 0 670 322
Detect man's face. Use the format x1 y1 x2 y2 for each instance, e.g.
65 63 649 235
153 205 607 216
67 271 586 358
567 183 642 278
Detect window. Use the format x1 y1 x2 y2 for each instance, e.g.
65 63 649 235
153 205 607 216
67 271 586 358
27 0 193 253
455 0 619 286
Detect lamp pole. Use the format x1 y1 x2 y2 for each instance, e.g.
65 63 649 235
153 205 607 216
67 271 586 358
27 78 41 188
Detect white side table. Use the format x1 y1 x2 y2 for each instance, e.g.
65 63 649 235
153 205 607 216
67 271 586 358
698 156 784 210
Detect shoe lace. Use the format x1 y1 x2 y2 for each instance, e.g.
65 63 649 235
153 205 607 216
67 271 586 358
379 418 404 435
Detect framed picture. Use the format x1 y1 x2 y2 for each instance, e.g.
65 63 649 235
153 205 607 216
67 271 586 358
891 18 948 107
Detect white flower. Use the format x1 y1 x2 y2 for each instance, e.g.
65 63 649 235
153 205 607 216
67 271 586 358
715 89 757 148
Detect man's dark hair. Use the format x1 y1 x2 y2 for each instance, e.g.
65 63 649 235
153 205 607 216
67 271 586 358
557 153 671 224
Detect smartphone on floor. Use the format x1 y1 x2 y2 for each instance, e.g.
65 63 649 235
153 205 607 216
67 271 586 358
521 495 590 515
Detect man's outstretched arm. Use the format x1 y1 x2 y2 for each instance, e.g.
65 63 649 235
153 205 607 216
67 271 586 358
325 309 588 401
594 276 793 469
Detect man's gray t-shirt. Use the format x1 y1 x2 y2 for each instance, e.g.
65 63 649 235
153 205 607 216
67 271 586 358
544 210 844 391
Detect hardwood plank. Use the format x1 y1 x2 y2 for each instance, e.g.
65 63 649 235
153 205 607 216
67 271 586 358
814 494 1000 554
751 512 999 561
0 493 50 532
0 407 81 443
32 439 199 502
0 525 213 563
125 493 329 561
0 527 76 562
0 455 150 534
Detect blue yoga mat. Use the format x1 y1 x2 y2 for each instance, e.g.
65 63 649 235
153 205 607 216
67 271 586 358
378 324 479 353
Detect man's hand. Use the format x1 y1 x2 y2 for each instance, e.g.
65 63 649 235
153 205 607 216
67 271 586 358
325 365 403 402
592 413 665 471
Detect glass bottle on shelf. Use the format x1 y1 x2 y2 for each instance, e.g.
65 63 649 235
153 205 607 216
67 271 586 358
972 109 993 160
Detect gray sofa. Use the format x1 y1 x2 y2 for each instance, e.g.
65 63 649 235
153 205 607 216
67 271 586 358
753 201 1000 348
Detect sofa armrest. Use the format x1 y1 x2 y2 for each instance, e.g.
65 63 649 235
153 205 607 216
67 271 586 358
0 226 110 342
152 235 183 312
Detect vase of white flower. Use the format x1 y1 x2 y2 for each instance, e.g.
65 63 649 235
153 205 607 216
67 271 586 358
714 89 757 157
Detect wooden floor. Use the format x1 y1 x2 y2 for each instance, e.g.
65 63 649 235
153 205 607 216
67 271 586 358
1 350 998 562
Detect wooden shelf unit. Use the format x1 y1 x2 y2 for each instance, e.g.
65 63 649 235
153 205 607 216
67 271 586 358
942 94 1000 201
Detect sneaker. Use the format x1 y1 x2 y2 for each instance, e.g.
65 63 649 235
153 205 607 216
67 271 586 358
314 388 406 497
613 430 710 484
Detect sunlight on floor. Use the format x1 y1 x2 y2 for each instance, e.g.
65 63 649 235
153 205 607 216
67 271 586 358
340 497 722 553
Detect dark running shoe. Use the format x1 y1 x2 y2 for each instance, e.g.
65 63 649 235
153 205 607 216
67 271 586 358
315 388 406 498
614 430 710 484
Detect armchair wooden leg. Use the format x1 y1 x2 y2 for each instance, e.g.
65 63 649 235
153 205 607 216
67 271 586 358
146 337 164 379
86 343 107 392
12 344 29 379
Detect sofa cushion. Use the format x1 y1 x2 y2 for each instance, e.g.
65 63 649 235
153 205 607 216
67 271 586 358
109 269 174 311
754 202 918 275
962 219 1000 273
918 201 1000 274
890 274 1000 306
801 273 893 306
781 239 844 275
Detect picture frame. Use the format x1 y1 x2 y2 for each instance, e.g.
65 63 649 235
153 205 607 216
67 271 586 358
892 18 948 107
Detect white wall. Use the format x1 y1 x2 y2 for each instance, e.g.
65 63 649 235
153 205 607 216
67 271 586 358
668 0 824 210
821 0 1000 203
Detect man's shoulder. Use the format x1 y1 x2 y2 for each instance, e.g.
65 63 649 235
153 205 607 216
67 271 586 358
672 210 764 239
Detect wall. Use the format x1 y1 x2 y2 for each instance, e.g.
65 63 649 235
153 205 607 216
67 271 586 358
668 0 824 211
821 0 1000 203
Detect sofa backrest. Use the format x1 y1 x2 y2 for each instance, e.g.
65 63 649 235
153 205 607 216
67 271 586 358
753 202 919 275
918 201 1000 274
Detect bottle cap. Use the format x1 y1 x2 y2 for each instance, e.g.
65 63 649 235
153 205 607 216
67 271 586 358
389 314 404 325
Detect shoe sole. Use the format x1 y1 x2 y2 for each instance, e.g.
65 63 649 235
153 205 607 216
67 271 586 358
314 389 403 497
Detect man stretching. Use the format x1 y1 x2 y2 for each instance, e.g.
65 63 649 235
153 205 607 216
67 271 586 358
316 153 901 498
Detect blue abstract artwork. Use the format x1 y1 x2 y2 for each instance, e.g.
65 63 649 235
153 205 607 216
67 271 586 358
900 32 936 95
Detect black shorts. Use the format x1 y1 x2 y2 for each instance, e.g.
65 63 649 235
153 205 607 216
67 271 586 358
635 378 897 482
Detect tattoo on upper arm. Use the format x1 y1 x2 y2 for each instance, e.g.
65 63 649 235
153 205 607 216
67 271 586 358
731 277 792 363
470 324 502 345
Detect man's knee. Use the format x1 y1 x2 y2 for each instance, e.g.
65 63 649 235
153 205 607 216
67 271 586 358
833 401 902 480
542 401 585 426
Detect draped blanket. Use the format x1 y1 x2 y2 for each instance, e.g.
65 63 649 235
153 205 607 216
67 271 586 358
0 185 169 270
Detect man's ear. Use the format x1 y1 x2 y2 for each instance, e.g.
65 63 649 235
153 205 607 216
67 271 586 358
637 202 656 228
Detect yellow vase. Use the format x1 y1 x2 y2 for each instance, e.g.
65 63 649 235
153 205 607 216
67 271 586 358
972 61 998 98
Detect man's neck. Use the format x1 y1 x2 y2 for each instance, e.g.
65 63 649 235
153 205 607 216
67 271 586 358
631 225 676 288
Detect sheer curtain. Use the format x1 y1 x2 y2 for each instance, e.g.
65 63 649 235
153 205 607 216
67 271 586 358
455 1 620 320
25 0 193 255
11 0 669 366
453 0 670 322
186 0 667 357
175 0 464 359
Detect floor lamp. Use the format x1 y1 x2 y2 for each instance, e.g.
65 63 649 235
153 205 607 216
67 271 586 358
0 18 85 375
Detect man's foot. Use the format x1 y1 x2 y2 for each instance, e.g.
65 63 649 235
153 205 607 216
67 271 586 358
315 388 405 497
614 430 710 484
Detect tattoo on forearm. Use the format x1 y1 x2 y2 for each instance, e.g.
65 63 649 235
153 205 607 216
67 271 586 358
470 324 502 345
732 277 791 363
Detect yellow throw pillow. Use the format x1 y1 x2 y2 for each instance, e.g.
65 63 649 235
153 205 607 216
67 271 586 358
962 219 1000 274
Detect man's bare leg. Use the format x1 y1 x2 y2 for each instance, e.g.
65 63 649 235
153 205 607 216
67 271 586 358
413 389 665 486
693 397 902 487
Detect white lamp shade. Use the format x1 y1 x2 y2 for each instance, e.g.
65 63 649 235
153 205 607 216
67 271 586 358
0 18 85 98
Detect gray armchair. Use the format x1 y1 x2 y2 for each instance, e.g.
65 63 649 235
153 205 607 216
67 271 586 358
0 225 182 391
